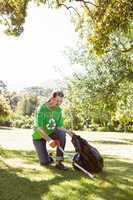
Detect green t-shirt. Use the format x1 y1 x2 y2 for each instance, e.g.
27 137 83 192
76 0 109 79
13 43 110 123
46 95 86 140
32 103 63 140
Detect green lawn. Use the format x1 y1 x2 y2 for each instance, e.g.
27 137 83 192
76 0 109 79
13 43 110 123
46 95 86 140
0 146 133 200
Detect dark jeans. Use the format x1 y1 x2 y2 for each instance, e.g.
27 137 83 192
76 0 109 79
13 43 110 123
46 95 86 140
33 128 66 165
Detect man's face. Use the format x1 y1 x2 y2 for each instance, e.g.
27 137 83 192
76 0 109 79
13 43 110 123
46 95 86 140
50 96 63 107
56 96 63 106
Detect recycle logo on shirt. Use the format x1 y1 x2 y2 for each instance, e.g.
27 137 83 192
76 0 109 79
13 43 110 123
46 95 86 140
46 118 56 130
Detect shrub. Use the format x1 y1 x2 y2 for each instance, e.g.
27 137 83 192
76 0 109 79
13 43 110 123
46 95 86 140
11 115 33 129
96 127 107 132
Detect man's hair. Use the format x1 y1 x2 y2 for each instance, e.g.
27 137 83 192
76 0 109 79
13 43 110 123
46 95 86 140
52 91 64 98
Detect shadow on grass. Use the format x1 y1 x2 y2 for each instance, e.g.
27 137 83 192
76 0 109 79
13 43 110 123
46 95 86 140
0 147 38 163
0 168 78 200
0 160 86 200
0 148 133 200
124 139 133 143
90 140 132 145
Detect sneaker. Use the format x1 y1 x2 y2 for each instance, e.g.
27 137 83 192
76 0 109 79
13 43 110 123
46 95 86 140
55 163 68 171
49 156 54 164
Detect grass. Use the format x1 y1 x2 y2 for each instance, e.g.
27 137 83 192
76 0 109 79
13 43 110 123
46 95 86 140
0 147 133 200
90 140 129 145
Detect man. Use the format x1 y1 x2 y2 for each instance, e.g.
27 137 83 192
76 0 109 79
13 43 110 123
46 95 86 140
32 90 68 170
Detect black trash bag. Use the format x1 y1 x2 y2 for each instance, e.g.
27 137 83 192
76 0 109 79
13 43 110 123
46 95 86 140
72 135 104 173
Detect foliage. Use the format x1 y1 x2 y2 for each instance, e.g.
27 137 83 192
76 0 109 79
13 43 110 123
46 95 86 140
0 83 55 128
0 1 133 131
0 93 38 129
64 39 133 131
0 1 133 55
3 91 21 111
0 0 30 36
0 80 7 92
115 82 133 126
90 0 133 54
15 95 38 116
0 94 11 121
11 114 33 128
63 89 85 130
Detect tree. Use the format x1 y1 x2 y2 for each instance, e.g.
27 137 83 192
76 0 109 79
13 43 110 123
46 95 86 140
115 81 133 126
64 38 133 130
0 80 7 93
0 94 11 120
0 1 133 54
16 95 38 116
0 0 29 36
3 91 21 111
90 0 133 54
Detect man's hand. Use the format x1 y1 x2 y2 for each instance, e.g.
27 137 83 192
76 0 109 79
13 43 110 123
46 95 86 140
48 140 57 148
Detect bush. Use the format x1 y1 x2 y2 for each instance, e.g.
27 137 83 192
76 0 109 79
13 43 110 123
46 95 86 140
127 126 133 132
0 120 12 127
64 118 71 129
0 94 11 120
11 115 33 129
96 127 107 132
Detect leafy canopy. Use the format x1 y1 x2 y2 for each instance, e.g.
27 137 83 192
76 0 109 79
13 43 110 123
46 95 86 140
0 0 133 54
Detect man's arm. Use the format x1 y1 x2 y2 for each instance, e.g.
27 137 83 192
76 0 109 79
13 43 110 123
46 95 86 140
57 127 75 137
37 128 56 148
37 127 51 141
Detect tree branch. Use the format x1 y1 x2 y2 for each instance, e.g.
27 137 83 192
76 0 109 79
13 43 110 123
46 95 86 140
117 37 133 53
0 14 11 30
75 0 99 7
121 45 133 53
56 0 81 17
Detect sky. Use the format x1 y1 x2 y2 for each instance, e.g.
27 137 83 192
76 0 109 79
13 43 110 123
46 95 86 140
0 3 79 91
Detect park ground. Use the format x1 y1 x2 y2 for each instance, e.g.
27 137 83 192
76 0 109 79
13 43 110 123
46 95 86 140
0 128 133 200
